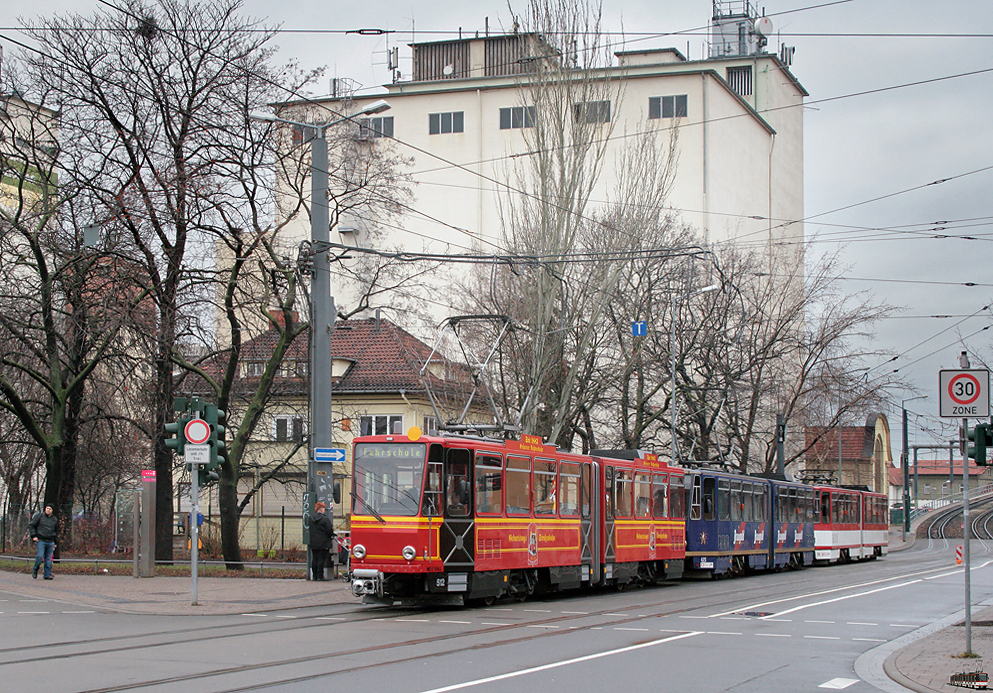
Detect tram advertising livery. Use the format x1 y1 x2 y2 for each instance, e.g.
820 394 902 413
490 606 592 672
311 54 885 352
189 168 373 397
350 430 685 605
349 429 887 606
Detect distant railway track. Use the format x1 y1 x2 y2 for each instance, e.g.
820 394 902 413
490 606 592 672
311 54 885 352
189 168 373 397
917 495 993 540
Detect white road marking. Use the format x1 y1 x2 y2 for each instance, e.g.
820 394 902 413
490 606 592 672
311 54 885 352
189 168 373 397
761 579 923 619
720 616 746 620
524 609 551 613
805 636 841 640
756 633 791 637
315 617 346 621
615 627 649 631
241 613 268 617
819 677 859 689
397 619 430 622
485 608 512 611
889 624 919 628
806 620 835 624
62 610 94 614
18 611 49 614
480 622 511 626
439 620 471 625
707 631 742 636
561 611 588 615
764 618 792 622
847 622 877 626
418 632 702 693
275 615 296 619
604 613 629 616
527 624 559 629
853 638 886 642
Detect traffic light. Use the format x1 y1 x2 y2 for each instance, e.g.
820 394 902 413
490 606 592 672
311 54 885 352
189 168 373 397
967 423 993 466
204 404 226 467
164 414 188 455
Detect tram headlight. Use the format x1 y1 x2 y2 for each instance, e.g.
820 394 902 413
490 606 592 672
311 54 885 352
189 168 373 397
402 545 416 561
352 543 367 559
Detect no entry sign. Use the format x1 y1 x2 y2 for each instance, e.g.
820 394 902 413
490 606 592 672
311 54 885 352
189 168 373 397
939 369 990 418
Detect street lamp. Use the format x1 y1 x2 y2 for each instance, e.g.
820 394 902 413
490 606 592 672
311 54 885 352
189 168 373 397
670 283 720 465
901 395 926 540
250 99 390 575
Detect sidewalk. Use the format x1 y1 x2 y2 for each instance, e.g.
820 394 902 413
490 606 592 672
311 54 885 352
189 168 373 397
0 567 355 616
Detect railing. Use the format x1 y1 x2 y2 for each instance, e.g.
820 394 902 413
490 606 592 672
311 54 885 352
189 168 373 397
909 485 993 523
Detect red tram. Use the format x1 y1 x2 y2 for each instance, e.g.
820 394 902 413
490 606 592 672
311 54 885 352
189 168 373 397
813 486 889 563
349 430 685 605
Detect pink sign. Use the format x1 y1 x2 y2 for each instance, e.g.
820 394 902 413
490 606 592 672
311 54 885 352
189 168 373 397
141 470 156 481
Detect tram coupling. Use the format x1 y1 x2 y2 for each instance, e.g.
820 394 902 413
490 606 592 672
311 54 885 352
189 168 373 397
351 568 382 598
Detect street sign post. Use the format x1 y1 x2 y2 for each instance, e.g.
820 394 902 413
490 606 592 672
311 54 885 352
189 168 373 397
939 369 990 418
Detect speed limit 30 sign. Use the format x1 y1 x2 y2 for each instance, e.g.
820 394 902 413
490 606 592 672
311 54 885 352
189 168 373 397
939 369 990 418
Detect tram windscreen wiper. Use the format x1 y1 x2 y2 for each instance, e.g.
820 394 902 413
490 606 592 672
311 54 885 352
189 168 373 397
351 491 386 523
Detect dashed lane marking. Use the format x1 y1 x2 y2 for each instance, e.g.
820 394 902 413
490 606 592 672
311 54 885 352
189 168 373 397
756 633 791 637
397 619 430 622
819 678 859 689
805 636 841 640
853 638 886 642
439 621 471 625
806 620 835 624
847 622 877 626
315 617 346 621
614 627 649 632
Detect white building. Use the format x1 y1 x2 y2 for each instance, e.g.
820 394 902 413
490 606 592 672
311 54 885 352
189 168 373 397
273 2 805 317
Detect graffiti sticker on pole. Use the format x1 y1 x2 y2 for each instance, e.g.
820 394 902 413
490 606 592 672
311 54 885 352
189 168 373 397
939 369 990 418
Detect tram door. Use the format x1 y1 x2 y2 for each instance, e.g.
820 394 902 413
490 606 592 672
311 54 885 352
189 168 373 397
603 466 616 576
439 448 474 569
580 461 600 584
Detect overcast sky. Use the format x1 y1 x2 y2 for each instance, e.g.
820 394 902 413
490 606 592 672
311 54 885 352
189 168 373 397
7 0 992 459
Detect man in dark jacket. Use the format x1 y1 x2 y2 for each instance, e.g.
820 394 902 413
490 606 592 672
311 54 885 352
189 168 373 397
309 502 336 581
29 505 59 580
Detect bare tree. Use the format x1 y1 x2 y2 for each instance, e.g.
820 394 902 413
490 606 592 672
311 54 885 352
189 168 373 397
18 0 319 560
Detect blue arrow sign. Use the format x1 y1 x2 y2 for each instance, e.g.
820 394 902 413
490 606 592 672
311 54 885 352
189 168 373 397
314 447 346 463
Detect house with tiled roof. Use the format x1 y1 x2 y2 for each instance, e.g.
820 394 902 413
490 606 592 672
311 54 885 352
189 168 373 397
803 413 893 493
191 316 486 551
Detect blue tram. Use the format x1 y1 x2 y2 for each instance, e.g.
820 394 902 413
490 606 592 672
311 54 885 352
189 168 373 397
684 469 815 577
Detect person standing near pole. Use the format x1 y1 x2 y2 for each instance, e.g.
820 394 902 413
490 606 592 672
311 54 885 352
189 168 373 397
308 502 335 581
29 505 59 580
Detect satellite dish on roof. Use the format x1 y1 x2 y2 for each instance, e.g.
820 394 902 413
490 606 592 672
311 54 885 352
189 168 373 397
754 16 774 37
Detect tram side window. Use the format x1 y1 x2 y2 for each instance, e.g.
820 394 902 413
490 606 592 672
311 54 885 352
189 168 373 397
534 458 557 515
653 474 668 519
730 481 742 522
820 492 829 524
634 472 652 518
777 488 787 523
615 469 633 518
670 477 685 519
718 479 730 521
474 454 503 515
703 477 716 521
560 462 581 517
506 456 532 515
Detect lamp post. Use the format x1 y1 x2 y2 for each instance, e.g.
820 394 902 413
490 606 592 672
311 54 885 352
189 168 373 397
901 395 926 540
670 283 719 464
251 100 390 575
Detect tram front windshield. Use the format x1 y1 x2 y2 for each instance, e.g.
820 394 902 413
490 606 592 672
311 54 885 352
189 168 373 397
352 442 426 517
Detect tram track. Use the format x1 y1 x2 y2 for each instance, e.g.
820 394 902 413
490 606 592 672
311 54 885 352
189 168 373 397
4 556 960 693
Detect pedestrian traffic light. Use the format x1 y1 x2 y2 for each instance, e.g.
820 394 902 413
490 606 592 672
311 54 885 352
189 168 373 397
967 423 993 466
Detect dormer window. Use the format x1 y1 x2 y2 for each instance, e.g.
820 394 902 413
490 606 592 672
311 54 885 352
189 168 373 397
244 362 265 377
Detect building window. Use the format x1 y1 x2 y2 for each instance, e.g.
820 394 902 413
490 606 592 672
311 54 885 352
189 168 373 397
423 416 440 436
273 415 305 442
295 360 308 377
573 100 611 124
244 362 265 377
360 414 403 436
499 106 535 129
726 66 752 96
429 112 464 135
648 95 688 119
359 116 394 139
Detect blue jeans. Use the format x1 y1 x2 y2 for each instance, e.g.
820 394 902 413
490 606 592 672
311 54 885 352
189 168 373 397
33 540 54 578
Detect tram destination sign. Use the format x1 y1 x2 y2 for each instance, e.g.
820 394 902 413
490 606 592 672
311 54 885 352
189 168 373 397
939 369 990 418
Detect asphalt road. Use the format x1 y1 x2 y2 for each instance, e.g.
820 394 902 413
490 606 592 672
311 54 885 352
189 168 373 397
1 540 989 693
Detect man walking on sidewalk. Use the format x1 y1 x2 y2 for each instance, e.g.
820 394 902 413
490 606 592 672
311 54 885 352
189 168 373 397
30 505 59 580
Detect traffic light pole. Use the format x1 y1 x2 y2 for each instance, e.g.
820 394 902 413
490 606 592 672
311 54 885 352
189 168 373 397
191 462 200 607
